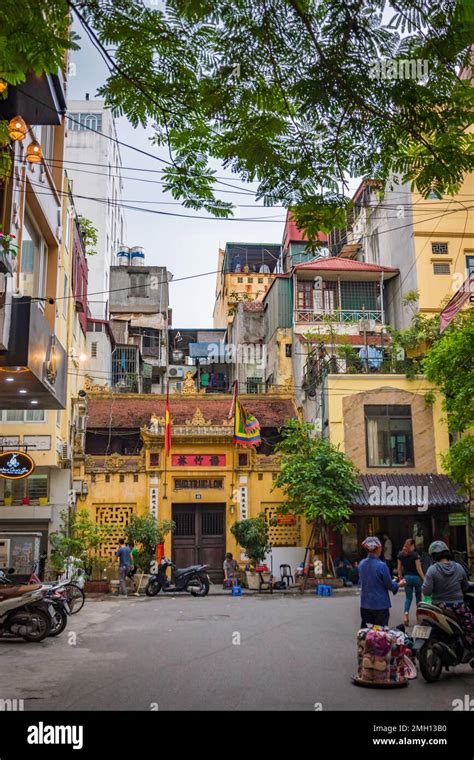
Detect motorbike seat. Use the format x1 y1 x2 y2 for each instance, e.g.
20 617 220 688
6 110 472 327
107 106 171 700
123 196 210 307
0 584 42 599
176 565 202 574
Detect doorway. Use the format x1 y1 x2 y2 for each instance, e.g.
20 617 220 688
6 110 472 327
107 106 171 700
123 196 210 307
172 504 226 582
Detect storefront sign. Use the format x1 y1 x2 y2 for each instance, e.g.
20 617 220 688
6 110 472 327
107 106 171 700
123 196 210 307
172 454 226 467
448 512 467 526
0 451 35 480
175 479 224 490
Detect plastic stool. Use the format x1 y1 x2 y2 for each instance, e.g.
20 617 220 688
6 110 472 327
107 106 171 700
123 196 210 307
316 584 332 597
231 585 243 596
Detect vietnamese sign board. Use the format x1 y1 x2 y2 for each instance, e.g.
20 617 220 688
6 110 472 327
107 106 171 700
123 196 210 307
448 512 467 527
0 451 35 480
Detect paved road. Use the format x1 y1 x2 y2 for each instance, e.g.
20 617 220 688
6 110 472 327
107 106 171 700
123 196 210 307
1 592 473 711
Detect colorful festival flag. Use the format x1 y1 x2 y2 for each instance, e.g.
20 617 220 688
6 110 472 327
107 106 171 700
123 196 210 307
233 400 261 447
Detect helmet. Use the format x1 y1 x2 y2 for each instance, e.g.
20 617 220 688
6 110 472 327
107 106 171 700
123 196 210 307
428 540 449 556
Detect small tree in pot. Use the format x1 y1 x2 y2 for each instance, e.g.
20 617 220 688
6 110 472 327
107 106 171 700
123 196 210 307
231 513 272 588
125 513 175 572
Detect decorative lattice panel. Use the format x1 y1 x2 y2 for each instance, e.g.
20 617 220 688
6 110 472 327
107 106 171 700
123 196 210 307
265 507 301 547
96 505 135 559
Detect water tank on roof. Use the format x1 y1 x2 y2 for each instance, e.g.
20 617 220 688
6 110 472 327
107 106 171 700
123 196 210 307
130 246 145 266
116 246 130 266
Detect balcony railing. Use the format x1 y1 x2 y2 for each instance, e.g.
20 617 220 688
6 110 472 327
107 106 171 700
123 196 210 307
295 309 383 324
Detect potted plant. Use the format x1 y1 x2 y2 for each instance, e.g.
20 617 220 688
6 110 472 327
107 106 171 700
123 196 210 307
3 496 12 505
231 513 272 589
39 496 49 506
48 509 114 592
22 496 30 505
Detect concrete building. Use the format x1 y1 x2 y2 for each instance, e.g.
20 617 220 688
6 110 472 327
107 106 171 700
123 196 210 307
65 99 126 319
109 260 171 393
213 242 281 328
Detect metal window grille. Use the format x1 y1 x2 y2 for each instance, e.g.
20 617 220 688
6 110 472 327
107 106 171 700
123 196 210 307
433 263 450 275
431 242 449 255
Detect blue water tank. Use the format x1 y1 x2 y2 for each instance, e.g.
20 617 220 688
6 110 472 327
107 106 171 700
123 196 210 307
116 246 130 266
130 246 145 266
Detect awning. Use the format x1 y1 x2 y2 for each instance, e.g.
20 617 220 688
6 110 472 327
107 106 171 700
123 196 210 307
189 342 226 360
351 474 468 512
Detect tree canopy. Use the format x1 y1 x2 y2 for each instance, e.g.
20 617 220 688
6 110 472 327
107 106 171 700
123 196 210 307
0 1 473 235
274 418 360 529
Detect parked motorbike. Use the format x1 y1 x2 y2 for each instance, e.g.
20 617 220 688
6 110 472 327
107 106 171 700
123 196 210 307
0 569 55 642
145 557 210 597
413 581 474 682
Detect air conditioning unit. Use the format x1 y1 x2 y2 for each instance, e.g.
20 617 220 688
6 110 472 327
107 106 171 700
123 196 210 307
168 366 184 378
359 318 376 333
58 442 72 466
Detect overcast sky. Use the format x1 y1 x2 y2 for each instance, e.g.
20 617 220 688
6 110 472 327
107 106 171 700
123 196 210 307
68 30 289 328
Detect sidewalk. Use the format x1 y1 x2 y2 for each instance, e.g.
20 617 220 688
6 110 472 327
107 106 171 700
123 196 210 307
87 585 362 600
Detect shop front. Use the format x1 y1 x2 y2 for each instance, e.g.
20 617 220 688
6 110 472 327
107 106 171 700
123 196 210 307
334 474 469 564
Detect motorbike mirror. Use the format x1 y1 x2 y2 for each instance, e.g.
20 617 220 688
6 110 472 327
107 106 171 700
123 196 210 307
8 568 15 574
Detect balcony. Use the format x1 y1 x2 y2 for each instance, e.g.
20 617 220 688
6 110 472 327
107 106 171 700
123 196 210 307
295 308 383 324
0 297 67 409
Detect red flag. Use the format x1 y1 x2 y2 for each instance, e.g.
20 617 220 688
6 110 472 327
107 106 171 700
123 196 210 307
165 384 172 455
440 272 474 332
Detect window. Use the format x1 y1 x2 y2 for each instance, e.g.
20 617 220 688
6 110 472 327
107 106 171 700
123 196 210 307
433 263 450 275
129 273 148 297
91 342 98 358
258 277 264 284
1 409 46 422
247 277 253 283
68 112 103 132
4 473 48 502
40 126 55 172
297 281 314 310
56 410 61 427
466 255 474 277
285 344 292 357
238 453 248 467
365 405 414 467
431 242 448 255
237 277 243 283
119 474 125 483
21 214 48 303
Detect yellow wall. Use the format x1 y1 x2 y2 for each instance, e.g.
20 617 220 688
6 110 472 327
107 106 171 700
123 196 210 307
325 374 449 473
411 171 474 314
76 436 292 563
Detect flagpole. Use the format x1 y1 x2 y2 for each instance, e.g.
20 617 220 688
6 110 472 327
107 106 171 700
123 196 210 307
163 382 170 499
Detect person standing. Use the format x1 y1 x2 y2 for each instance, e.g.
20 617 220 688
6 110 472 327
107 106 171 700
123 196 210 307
115 538 132 596
397 538 425 626
382 533 393 575
358 536 405 629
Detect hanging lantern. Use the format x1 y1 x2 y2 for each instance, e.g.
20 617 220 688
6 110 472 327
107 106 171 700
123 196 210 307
0 79 8 94
8 116 27 141
26 140 43 164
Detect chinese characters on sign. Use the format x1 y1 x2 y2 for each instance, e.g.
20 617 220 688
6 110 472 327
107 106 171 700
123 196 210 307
171 454 226 467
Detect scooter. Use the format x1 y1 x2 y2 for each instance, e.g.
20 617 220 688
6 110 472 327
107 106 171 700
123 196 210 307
412 581 474 682
145 557 210 597
0 568 55 642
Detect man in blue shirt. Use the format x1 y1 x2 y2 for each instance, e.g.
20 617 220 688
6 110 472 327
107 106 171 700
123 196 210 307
115 538 132 596
358 536 405 628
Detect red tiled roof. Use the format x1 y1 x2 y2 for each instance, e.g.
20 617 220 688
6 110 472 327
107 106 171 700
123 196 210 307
86 396 297 429
294 258 398 274
352 474 468 510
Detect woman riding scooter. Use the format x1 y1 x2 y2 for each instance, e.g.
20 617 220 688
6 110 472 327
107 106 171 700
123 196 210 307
422 540 474 645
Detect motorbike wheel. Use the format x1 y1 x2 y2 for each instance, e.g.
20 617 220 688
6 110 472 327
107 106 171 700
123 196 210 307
419 641 443 683
18 609 51 643
145 579 162 596
188 576 210 597
49 607 68 637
